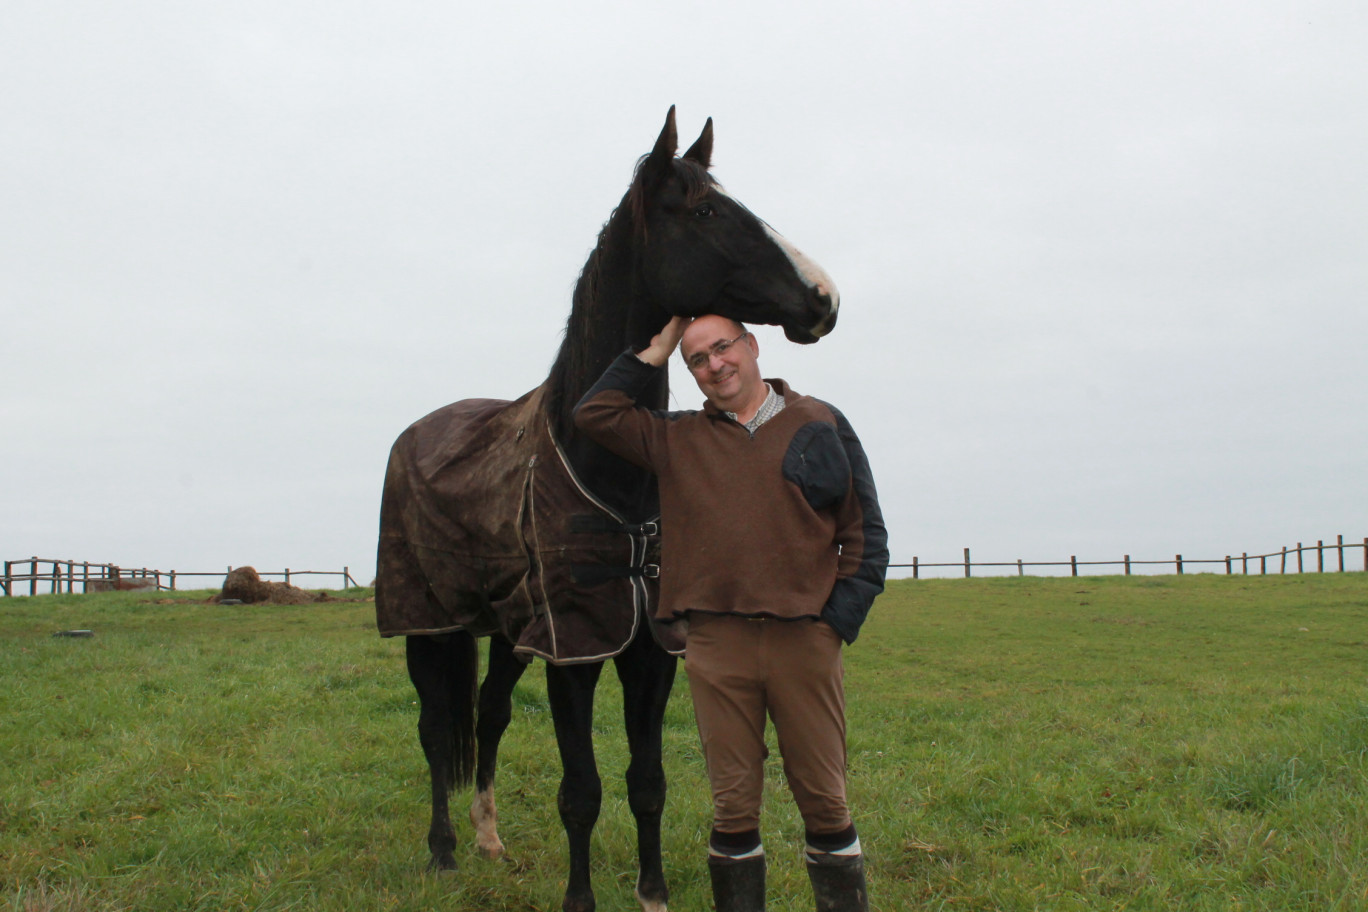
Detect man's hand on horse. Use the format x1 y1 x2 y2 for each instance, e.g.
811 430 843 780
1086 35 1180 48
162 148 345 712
636 315 693 367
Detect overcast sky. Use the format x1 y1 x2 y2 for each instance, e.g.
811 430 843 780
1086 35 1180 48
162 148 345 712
4 1 1365 587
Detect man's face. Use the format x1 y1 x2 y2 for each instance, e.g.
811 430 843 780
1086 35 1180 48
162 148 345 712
681 315 765 414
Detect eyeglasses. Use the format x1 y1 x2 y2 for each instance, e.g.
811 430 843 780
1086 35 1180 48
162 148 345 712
684 332 749 373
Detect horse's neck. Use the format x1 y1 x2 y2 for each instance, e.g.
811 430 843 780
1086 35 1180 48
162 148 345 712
550 220 669 423
546 225 667 519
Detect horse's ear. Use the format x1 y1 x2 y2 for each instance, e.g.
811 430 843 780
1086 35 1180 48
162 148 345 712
682 117 713 169
638 105 679 192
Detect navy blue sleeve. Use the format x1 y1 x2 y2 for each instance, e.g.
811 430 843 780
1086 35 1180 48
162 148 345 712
816 403 888 644
573 350 695 468
575 349 662 411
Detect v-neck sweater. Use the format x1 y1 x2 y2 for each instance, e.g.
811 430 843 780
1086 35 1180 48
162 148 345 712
574 351 887 642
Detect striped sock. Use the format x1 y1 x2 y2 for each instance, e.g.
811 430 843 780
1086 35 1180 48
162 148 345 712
709 827 763 862
804 824 861 864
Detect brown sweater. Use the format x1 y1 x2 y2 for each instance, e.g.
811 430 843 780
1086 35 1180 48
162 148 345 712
573 352 887 643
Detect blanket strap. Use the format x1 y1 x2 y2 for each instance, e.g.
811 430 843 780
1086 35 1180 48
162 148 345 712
570 563 661 585
569 514 661 537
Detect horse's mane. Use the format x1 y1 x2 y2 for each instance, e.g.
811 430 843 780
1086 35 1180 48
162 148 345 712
545 156 716 436
544 208 628 435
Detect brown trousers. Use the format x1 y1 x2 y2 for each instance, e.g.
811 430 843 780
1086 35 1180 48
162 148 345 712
684 613 851 835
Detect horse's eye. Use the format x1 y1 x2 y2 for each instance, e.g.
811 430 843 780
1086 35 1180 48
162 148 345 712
693 203 714 218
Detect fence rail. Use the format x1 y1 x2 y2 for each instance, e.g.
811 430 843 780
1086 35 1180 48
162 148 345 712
7 536 1365 595
893 535 1367 579
1 558 359 598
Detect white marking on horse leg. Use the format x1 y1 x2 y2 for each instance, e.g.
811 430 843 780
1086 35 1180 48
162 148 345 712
635 884 668 912
470 787 505 859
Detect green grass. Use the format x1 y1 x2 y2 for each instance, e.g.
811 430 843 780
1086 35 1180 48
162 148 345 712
2 575 1366 910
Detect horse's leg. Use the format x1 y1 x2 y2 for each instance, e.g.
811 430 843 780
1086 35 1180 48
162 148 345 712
613 632 679 912
470 636 527 858
406 632 478 871
546 660 605 912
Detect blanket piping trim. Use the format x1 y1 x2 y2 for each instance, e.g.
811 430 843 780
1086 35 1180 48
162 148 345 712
509 419 658 666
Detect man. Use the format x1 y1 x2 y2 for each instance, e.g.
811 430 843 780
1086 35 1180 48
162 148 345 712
574 314 888 912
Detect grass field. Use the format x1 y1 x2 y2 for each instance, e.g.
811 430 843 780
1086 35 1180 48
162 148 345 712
3 574 1366 911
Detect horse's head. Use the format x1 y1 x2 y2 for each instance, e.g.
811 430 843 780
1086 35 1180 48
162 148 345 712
628 107 839 344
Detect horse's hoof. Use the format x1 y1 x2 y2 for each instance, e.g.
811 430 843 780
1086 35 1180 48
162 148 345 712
470 789 504 859
635 873 668 912
635 888 668 912
427 852 458 872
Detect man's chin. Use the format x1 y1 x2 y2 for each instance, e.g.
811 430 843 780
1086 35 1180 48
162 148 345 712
705 390 740 412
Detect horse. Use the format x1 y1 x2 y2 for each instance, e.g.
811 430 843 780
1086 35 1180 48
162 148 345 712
375 107 839 912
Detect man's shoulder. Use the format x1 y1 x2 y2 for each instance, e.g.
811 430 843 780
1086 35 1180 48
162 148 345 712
768 379 843 423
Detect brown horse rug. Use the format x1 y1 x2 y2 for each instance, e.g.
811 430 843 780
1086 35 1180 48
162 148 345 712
376 384 685 663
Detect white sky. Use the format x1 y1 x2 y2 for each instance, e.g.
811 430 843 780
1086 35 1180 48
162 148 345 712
3 1 1366 585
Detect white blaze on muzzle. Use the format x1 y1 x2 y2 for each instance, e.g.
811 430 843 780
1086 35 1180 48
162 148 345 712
715 184 840 337
765 225 839 336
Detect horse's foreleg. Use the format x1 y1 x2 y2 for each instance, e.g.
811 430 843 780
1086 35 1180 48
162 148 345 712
406 633 478 871
546 661 605 912
614 634 679 912
471 636 526 859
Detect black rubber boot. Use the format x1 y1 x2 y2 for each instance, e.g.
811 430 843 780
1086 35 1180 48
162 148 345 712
807 853 868 912
708 853 766 912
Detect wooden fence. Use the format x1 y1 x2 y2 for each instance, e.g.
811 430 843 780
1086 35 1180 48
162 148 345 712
1 558 360 598
7 536 1365 595
894 535 1368 579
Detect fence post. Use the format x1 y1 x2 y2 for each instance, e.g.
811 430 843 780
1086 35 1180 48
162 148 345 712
30 557 38 596
170 570 177 591
2 560 9 597
1017 559 1024 577
963 548 971 579
345 566 355 587
1337 534 1345 572
1225 556 1231 575
1363 538 1367 573
1297 544 1303 573
1317 540 1324 573
912 556 919 580
1124 554 1131 576
1070 555 1078 577
1260 554 1266 574
1176 554 1184 575
285 568 291 585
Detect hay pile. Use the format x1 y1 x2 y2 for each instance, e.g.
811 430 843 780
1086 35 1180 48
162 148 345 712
212 566 330 605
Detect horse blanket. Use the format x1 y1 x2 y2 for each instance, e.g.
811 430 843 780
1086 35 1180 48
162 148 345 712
376 384 685 663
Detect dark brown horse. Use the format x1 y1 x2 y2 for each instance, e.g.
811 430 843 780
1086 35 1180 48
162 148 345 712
376 107 838 912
